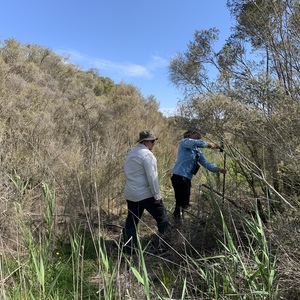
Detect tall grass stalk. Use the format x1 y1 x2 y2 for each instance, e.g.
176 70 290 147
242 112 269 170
242 210 279 298
69 228 85 300
41 182 56 248
0 253 7 299
126 238 151 300
97 242 117 299
124 235 184 300
170 201 279 299
6 178 70 299
218 204 278 298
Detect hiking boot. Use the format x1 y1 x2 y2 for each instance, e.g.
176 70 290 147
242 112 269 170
173 206 184 220
183 204 191 212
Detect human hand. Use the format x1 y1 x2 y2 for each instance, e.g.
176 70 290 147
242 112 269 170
155 198 162 204
208 143 220 150
217 168 227 174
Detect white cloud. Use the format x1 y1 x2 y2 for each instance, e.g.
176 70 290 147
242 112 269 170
95 60 152 78
147 55 169 70
56 49 169 80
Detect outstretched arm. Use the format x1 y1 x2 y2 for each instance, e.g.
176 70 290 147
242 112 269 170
197 151 227 174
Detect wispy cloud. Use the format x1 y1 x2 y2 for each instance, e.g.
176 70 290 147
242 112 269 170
56 49 169 80
147 55 169 70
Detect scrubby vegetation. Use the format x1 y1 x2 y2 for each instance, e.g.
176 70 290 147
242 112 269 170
0 37 178 299
1 1 300 299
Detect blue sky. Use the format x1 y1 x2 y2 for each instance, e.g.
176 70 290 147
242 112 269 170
1 0 234 116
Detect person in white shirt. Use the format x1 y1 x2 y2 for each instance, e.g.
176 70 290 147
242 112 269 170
122 130 171 254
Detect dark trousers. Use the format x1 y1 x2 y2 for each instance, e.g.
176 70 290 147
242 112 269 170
123 197 170 251
171 174 191 215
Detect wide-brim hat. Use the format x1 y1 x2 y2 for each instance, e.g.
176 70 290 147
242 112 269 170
136 130 158 143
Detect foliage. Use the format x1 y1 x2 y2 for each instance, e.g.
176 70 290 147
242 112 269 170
0 37 176 227
165 2 300 296
1 13 300 297
169 0 300 211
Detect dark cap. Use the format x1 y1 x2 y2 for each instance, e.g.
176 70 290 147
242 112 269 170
184 125 206 138
190 125 206 134
136 130 158 143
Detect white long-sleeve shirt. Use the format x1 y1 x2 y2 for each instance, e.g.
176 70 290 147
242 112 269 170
124 143 162 202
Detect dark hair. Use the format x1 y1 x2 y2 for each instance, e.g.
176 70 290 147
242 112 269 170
183 131 191 138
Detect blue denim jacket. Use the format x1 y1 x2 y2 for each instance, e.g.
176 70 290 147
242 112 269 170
172 138 217 180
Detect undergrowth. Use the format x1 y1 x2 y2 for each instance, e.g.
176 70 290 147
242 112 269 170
1 181 299 299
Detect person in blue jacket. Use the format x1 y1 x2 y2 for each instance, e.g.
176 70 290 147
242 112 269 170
171 126 227 219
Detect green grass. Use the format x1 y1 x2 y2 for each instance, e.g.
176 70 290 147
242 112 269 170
0 180 290 299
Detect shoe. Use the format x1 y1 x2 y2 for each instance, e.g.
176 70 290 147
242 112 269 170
173 207 184 220
183 204 191 212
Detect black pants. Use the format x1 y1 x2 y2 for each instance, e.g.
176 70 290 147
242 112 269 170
171 174 191 214
123 197 170 251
